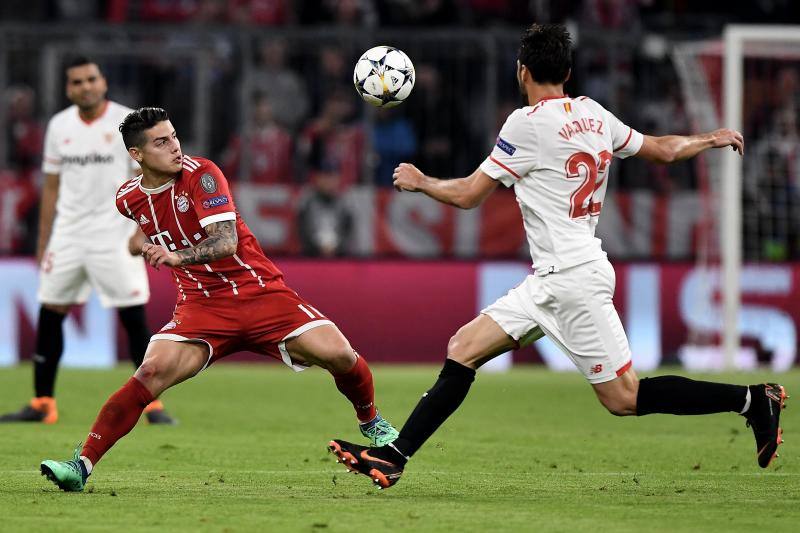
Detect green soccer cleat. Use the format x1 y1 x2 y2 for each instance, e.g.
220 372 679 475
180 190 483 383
359 413 399 447
40 443 89 492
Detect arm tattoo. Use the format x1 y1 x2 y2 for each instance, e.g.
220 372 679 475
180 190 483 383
175 220 238 265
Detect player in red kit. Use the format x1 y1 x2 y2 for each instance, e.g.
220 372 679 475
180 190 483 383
39 107 398 492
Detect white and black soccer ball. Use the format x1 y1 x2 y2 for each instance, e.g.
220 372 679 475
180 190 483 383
353 46 415 108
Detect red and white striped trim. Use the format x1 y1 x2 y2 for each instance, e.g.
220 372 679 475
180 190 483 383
181 267 210 297
117 177 142 199
122 199 135 219
146 195 162 231
615 360 632 377
204 263 238 295
149 333 213 370
182 155 201 170
233 253 265 287
199 212 236 228
173 273 187 301
489 156 523 180
613 127 634 152
277 319 334 373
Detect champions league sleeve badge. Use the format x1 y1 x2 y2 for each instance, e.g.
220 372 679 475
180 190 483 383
200 173 217 193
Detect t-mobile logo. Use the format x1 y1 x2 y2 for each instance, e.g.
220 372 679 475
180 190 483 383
149 230 174 249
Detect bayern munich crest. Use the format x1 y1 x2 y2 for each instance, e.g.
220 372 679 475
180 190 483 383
176 193 190 213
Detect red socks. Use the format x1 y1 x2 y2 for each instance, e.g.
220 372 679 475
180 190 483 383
332 354 377 423
81 376 154 466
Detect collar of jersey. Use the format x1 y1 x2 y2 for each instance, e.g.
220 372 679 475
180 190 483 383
533 94 568 105
139 179 175 195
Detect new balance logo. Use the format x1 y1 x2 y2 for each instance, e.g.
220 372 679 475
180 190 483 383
88 432 102 440
589 364 603 375
139 214 150 225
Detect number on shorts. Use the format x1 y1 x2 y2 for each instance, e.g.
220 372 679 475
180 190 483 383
566 150 612 218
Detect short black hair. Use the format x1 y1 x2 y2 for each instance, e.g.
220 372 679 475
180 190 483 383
518 24 572 85
65 56 100 75
119 107 170 149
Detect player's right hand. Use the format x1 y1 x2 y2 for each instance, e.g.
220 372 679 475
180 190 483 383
142 242 179 270
393 163 424 192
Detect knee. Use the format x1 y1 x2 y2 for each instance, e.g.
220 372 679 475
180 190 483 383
447 328 481 367
134 357 166 384
598 391 638 417
317 340 357 373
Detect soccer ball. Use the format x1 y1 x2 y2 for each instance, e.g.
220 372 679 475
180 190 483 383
353 46 415 108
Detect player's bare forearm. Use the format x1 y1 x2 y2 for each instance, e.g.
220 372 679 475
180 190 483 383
393 163 497 209
416 175 474 208
36 173 60 263
638 129 744 164
174 220 238 265
141 220 238 269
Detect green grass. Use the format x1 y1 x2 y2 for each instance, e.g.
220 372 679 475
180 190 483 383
0 364 798 532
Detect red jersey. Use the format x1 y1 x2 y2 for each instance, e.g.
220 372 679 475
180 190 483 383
116 155 284 301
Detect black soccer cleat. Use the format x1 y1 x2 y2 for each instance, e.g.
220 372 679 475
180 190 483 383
744 383 787 468
0 397 57 424
145 409 178 425
328 439 404 489
0 405 46 423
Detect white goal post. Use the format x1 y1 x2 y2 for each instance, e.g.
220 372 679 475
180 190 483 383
722 25 800 369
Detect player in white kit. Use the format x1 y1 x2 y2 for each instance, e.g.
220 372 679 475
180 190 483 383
328 24 786 488
0 57 174 425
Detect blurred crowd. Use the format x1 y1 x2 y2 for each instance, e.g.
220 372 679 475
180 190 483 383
2 0 799 258
3 1 798 28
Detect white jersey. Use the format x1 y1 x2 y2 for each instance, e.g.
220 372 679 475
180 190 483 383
42 100 140 245
480 95 643 272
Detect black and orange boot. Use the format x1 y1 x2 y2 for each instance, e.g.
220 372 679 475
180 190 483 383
328 439 405 489
143 399 177 425
0 397 58 424
744 383 787 468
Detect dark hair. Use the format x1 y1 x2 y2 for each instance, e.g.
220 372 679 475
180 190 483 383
119 107 170 149
518 24 572 85
65 56 100 74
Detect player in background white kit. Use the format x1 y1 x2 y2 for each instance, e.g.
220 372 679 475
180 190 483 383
328 24 786 489
0 57 175 425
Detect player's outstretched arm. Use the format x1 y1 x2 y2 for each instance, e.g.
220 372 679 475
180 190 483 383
141 220 238 268
636 128 744 164
392 163 498 209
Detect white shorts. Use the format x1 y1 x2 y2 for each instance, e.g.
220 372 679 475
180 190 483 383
38 237 150 308
481 259 632 384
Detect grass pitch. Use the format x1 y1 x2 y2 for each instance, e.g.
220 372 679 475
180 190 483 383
0 364 798 532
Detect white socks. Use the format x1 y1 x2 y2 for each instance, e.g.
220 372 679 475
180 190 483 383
80 456 93 475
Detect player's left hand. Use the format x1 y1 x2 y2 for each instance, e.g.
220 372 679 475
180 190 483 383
142 242 181 269
393 163 425 192
128 230 147 256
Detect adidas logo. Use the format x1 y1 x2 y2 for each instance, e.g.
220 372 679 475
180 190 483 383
139 214 150 225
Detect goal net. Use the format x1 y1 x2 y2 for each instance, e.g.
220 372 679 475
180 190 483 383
672 26 800 371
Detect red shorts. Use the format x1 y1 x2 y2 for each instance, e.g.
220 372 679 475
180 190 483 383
150 284 331 371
